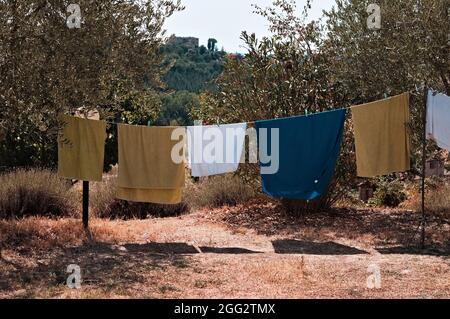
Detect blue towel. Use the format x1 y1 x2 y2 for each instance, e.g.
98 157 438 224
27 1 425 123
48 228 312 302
255 109 347 200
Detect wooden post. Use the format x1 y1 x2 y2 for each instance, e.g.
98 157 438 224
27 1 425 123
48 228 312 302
421 87 428 249
82 181 89 229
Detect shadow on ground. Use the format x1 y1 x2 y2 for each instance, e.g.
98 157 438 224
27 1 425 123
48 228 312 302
123 242 199 254
216 203 450 248
199 247 261 254
0 242 189 296
0 241 264 295
376 244 450 257
123 243 262 255
272 239 368 255
0 237 374 295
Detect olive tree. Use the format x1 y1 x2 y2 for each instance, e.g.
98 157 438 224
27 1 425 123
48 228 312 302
193 0 356 212
324 0 450 172
0 0 184 168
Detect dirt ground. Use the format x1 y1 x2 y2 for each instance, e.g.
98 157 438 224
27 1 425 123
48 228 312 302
1 202 449 299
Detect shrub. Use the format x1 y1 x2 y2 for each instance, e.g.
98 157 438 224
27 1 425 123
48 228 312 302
422 183 450 218
369 178 407 208
404 178 450 218
91 175 189 219
0 169 77 219
184 174 257 209
91 173 256 218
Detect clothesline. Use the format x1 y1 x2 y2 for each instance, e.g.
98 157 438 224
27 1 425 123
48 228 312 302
60 91 416 193
60 89 447 201
99 88 423 128
58 86 449 250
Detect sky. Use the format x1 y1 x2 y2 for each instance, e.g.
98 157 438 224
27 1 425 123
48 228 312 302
164 0 337 53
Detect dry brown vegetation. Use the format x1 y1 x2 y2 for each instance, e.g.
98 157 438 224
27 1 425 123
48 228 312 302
1 197 449 299
88 172 255 219
183 174 257 209
0 169 78 219
403 180 450 221
0 170 449 299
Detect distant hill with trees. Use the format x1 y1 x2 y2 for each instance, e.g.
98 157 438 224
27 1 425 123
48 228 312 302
155 36 229 126
162 35 226 92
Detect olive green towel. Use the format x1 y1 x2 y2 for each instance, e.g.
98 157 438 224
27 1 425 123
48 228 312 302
351 93 410 177
58 115 107 182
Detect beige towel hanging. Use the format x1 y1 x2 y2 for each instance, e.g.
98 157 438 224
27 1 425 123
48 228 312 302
117 124 186 204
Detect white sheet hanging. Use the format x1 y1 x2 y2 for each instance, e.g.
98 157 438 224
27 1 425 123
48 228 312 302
426 90 450 150
187 123 247 177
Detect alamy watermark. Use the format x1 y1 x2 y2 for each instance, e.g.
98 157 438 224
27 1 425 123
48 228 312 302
66 264 82 289
67 4 81 29
170 123 280 175
366 264 381 289
367 4 381 30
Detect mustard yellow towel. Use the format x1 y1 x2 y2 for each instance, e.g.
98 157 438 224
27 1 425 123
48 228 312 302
117 124 186 204
351 93 410 177
58 115 107 182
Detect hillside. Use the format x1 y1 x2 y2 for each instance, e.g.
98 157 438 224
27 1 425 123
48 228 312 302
156 36 228 126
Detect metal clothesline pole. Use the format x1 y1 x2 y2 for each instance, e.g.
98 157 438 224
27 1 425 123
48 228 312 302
421 87 428 249
82 181 89 230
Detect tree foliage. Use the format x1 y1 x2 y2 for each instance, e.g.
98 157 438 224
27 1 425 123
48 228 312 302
324 0 450 173
193 0 354 211
194 0 450 211
156 90 200 126
157 37 227 126
161 38 226 93
0 0 183 169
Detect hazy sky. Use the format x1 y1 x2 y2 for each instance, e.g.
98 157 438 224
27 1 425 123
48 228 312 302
165 0 337 53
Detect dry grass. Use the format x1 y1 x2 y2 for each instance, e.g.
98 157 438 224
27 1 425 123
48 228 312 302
89 171 256 219
184 174 257 209
1 203 449 299
1 171 449 299
0 169 78 219
0 218 127 252
0 169 257 221
90 175 189 219
206 199 450 250
403 180 450 220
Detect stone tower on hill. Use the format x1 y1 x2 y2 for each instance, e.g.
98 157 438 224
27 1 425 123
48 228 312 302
167 36 199 49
